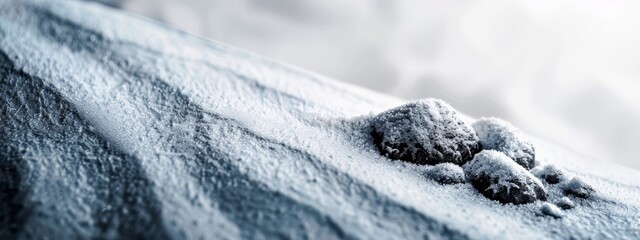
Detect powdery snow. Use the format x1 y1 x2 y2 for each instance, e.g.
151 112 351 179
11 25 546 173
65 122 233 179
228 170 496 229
424 163 466 184
540 202 564 219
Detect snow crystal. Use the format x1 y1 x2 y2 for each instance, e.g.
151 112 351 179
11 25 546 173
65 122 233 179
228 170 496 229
425 163 466 184
370 98 481 165
540 202 564 218
531 164 566 184
463 150 547 204
555 197 575 210
562 177 595 199
473 117 536 170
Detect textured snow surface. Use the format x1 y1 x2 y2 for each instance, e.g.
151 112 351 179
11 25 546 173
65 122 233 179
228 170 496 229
540 202 564 219
0 0 639 239
370 99 480 165
473 117 536 170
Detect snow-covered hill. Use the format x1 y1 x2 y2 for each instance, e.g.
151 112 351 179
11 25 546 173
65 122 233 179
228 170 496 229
0 0 638 239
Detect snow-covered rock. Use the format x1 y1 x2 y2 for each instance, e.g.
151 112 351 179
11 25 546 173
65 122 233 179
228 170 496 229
473 117 536 170
370 99 481 165
424 163 466 184
532 164 567 184
463 150 547 204
562 177 595 199
540 202 564 219
555 197 575 210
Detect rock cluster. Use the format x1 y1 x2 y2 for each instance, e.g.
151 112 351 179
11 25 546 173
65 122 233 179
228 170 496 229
370 99 595 206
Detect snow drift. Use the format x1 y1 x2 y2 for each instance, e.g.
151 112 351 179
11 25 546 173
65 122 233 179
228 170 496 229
0 0 639 239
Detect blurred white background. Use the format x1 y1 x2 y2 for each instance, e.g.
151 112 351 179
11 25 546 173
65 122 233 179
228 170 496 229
110 0 639 170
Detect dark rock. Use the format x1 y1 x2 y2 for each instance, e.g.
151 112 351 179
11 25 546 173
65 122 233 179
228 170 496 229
463 150 547 204
563 177 595 198
425 163 466 184
472 118 536 170
531 165 566 184
555 197 575 210
370 99 481 165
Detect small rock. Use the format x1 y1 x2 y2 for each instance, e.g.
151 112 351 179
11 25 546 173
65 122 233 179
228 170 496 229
541 202 564 218
370 99 481 165
472 117 536 170
556 197 575 210
531 164 566 184
425 163 466 184
463 150 547 204
563 177 595 198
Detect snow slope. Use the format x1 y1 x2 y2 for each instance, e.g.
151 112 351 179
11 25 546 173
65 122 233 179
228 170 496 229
0 0 639 239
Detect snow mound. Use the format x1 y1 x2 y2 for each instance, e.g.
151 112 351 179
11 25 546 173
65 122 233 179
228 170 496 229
424 163 466 184
473 117 536 169
463 150 547 204
555 197 575 210
531 164 566 184
540 202 564 218
370 99 481 165
562 177 595 199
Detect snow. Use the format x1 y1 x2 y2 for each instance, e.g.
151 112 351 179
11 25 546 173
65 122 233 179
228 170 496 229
369 98 480 165
463 150 547 204
0 0 639 239
424 163 466 184
120 0 640 172
473 117 536 170
555 197 575 210
540 202 564 219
